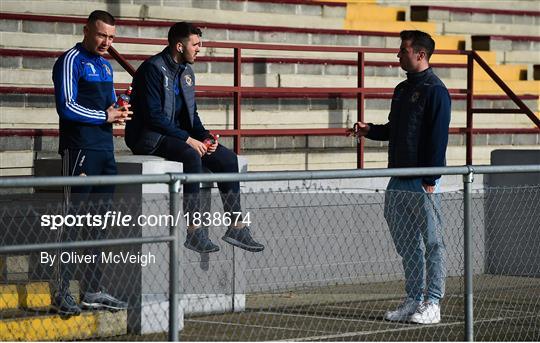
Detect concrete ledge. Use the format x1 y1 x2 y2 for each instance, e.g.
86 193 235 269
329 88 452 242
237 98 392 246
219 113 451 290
486 149 540 277
0 309 127 340
33 153 248 334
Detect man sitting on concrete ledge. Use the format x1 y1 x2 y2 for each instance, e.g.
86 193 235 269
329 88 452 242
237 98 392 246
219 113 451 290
125 22 264 254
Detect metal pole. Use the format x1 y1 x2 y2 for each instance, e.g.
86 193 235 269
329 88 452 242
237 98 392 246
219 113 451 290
169 179 181 341
357 51 365 169
463 168 474 341
234 47 242 154
466 52 474 165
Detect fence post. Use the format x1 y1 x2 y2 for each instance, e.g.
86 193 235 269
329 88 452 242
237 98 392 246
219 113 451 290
466 52 474 165
357 51 365 169
463 167 474 341
169 179 181 341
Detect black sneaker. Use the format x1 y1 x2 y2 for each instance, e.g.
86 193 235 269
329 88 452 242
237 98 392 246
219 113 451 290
222 227 264 252
81 289 128 311
52 291 82 316
184 228 220 253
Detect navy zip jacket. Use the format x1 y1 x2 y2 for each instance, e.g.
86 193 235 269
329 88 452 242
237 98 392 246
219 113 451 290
52 43 116 153
367 67 451 185
125 47 211 154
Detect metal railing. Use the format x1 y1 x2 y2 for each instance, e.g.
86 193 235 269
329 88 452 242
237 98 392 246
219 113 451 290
1 164 539 341
0 12 538 167
108 39 540 168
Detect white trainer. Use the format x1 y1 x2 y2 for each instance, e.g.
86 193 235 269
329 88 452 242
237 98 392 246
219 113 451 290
409 301 441 324
384 298 419 322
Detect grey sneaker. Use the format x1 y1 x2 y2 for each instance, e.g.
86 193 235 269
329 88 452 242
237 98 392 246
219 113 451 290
184 228 220 253
384 298 419 322
52 291 82 316
222 227 264 252
81 289 127 311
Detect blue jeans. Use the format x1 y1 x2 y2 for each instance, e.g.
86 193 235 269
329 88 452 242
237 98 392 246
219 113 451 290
384 177 446 303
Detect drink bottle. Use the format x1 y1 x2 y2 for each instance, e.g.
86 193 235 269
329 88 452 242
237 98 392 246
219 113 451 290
204 134 220 149
115 86 132 108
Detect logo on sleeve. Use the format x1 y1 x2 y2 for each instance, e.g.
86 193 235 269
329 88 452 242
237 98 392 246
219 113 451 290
103 64 112 76
184 75 193 87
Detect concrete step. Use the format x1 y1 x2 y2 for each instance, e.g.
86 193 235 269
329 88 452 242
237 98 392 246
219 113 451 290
0 285 18 310
498 50 540 66
0 277 80 309
3 68 539 95
1 107 536 130
472 35 540 54
1 0 344 30
0 31 498 65
0 256 29 282
0 308 127 340
2 91 538 115
0 168 33 177
0 282 50 311
0 151 34 170
474 64 528 81
243 144 540 170
346 3 406 22
194 0 347 18
442 20 540 37
345 18 438 34
378 0 540 12
2 51 525 83
1 13 467 51
2 139 539 174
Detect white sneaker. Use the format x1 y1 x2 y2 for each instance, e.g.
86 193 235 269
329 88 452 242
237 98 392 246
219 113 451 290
384 298 419 322
409 301 441 324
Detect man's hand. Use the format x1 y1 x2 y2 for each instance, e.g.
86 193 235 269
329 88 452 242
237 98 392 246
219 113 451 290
206 141 218 155
348 121 370 137
106 104 132 125
422 183 435 193
186 137 208 157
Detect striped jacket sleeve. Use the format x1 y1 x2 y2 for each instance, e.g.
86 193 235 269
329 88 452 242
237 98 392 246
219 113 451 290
52 48 108 124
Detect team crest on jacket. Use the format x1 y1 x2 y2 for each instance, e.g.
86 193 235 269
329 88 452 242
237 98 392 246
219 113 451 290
103 64 111 76
410 91 420 103
184 75 193 86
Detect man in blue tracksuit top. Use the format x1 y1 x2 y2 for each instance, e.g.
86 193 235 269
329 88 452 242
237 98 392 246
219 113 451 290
352 30 451 324
52 10 130 315
125 22 264 254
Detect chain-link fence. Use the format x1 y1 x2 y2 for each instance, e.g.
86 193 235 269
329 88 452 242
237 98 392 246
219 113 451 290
1 165 539 341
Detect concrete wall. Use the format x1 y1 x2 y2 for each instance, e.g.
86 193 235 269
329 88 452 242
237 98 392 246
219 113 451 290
27 155 248 334
237 177 485 294
484 149 540 277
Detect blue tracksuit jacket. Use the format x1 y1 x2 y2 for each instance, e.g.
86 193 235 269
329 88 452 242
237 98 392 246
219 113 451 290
52 43 117 153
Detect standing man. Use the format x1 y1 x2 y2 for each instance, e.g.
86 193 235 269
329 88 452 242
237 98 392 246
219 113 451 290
125 22 264 254
52 10 130 315
352 30 450 324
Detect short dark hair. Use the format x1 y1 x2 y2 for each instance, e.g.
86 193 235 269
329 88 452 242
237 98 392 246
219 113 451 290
400 30 435 60
87 10 115 26
168 22 202 46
